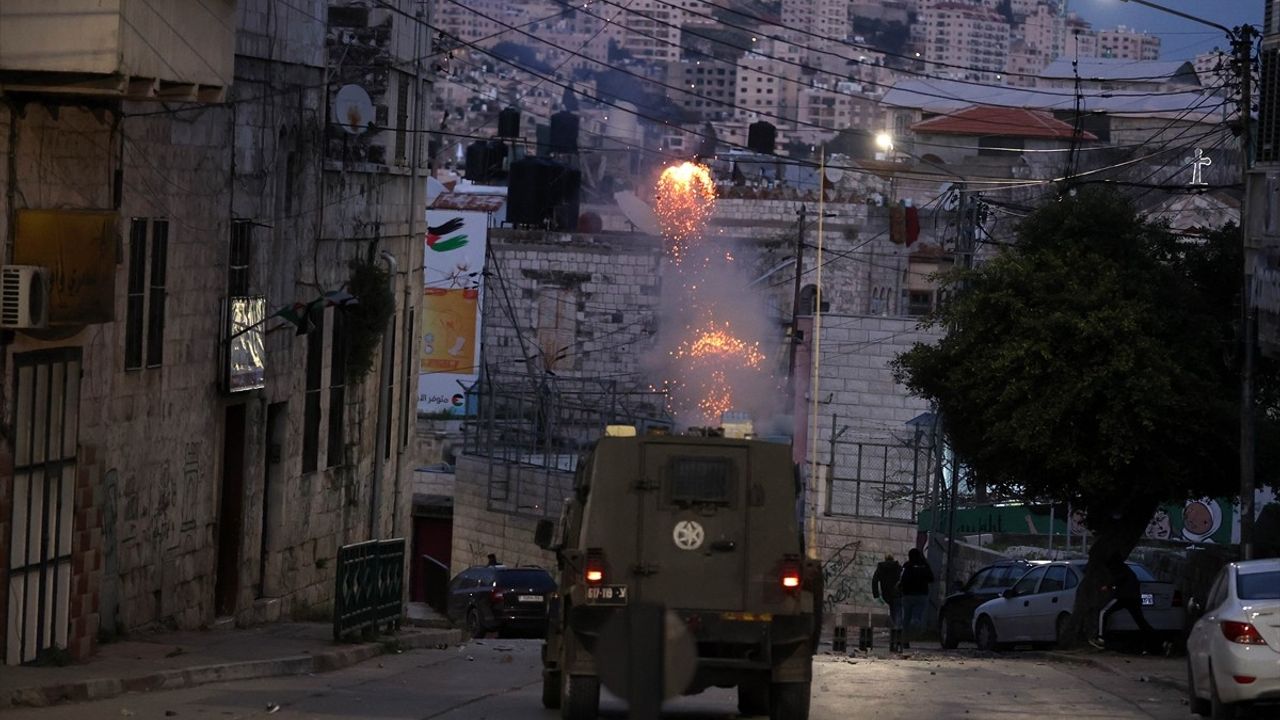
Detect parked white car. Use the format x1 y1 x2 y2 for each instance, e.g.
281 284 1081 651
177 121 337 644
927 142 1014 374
1186 559 1280 718
971 560 1183 650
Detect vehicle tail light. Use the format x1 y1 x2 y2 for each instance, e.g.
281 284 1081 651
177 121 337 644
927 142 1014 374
1220 621 1268 645
1172 590 1183 608
1233 676 1257 684
585 552 605 586
489 589 505 605
781 557 802 591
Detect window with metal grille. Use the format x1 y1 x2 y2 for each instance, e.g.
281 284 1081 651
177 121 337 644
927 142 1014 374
302 304 324 473
395 75 410 164
125 219 147 370
667 457 733 505
229 221 252 296
327 309 348 468
145 220 169 368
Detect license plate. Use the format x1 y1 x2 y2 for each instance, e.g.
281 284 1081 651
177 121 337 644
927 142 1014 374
518 595 544 603
1141 593 1154 606
586 585 628 605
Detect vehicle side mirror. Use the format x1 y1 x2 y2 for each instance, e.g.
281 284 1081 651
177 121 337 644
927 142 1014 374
1002 588 1017 600
534 519 555 550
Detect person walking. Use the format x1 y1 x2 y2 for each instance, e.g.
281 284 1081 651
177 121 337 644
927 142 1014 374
1092 555 1156 651
486 553 500 567
871 553 903 629
899 548 934 648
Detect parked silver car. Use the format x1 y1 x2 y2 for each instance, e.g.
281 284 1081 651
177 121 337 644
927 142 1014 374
972 560 1184 650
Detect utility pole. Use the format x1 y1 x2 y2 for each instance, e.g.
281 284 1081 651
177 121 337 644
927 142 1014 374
787 204 807 382
1236 23 1258 559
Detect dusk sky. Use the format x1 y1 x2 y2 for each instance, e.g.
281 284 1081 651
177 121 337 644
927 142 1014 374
1067 0 1262 60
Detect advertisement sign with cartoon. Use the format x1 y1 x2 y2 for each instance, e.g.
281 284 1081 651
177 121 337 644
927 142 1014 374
419 207 488 415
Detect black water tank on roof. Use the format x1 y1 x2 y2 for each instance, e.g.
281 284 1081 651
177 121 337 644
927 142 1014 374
748 121 776 154
549 111 579 154
465 139 508 182
498 107 521 138
508 157 581 230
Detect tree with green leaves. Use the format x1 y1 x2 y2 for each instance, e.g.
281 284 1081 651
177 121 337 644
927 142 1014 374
891 188 1278 643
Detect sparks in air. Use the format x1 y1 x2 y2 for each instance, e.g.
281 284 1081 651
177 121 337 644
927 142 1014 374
654 161 716 265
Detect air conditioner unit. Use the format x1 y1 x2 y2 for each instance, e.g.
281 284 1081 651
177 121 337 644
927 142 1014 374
0 265 51 329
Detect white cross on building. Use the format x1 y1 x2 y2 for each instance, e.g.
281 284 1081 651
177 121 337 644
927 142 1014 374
1184 148 1212 186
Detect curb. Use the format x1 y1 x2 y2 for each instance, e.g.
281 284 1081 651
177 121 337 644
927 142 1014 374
2 628 464 710
1030 650 1187 694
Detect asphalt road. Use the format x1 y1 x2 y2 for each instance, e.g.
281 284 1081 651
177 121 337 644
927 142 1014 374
1 640 1200 720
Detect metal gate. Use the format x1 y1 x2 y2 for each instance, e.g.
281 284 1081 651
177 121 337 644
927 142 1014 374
6 349 80 665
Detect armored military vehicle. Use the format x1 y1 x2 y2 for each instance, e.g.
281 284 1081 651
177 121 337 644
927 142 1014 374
534 433 821 720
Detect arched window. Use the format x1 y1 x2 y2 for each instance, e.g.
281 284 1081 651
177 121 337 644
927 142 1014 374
798 284 828 315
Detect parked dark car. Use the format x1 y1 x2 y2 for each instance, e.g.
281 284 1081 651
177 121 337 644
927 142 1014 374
938 560 1039 649
445 565 556 638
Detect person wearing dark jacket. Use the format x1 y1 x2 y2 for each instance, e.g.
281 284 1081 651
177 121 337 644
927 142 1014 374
871 554 903 628
899 548 934 648
1093 555 1155 650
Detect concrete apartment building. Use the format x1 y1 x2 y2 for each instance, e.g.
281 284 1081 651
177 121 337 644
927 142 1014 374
782 0 852 65
667 59 739 122
1097 25 1162 62
921 1 1012 83
734 41 803 124
1 0 426 666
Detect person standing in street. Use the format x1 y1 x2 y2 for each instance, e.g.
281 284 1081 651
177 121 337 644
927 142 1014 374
871 553 903 629
899 548 934 649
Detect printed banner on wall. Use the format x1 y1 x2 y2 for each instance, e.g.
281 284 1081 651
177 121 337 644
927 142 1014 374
419 208 488 415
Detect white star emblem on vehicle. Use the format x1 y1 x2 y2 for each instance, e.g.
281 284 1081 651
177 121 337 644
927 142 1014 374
672 520 705 551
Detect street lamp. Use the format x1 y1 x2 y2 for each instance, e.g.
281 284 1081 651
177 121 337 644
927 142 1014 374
875 131 894 152
1121 0 1259 558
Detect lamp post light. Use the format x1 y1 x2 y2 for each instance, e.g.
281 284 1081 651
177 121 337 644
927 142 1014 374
1120 0 1259 557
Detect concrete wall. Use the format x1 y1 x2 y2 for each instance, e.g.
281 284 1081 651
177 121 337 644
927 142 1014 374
450 455 558 574
816 513 920 625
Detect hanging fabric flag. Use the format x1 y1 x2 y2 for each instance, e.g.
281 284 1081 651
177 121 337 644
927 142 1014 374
889 205 906 244
323 288 358 307
272 300 319 335
905 206 920 246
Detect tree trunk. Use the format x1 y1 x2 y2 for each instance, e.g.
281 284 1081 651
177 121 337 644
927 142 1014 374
1061 498 1159 648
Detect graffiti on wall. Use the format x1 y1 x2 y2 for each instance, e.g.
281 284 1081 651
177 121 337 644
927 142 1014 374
821 540 862 612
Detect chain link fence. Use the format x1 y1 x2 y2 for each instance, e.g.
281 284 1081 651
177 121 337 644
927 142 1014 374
463 373 671 518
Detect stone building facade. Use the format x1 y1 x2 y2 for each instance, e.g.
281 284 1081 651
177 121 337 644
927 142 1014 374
1 1 429 665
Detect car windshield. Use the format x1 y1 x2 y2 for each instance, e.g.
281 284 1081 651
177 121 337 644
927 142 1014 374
1237 571 1280 600
497 570 555 590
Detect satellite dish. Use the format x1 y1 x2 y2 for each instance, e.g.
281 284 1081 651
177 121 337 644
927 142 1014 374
334 84 375 135
614 190 660 235
824 167 844 184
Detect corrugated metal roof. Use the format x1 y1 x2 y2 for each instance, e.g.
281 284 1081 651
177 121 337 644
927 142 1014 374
881 78 1226 121
1039 58 1199 84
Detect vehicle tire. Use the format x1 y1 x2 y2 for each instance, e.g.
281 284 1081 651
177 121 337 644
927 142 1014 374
1209 667 1237 720
939 613 961 650
738 675 770 716
541 669 561 710
1054 613 1072 649
466 608 486 639
768 681 810 720
561 674 600 720
1187 659 1210 717
975 616 1000 652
